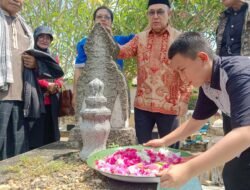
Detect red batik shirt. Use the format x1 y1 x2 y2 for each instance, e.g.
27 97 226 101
119 27 192 115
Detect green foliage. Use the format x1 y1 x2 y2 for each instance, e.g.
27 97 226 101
22 0 223 83
171 0 223 46
107 142 120 148
188 89 199 110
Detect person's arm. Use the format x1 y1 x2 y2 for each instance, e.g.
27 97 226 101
163 118 207 145
144 118 207 147
144 87 218 147
159 126 250 188
54 78 63 88
22 53 37 69
117 35 139 59
159 70 250 188
38 79 59 95
38 79 49 89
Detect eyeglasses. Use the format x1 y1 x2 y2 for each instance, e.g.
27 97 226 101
147 9 165 17
38 34 51 41
96 15 111 20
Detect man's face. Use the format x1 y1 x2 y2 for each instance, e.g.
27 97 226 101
0 0 24 16
147 4 170 33
221 0 239 8
169 53 208 88
94 8 112 28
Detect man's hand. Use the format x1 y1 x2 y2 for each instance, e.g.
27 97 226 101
178 101 188 116
143 138 165 148
157 163 192 188
22 53 37 69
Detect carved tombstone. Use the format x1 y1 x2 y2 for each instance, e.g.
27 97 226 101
76 23 129 129
79 78 111 161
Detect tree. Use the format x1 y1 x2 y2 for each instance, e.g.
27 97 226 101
22 0 223 83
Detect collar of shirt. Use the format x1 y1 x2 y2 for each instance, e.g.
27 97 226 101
0 8 9 16
148 25 170 36
210 55 221 90
225 2 248 15
1 8 17 20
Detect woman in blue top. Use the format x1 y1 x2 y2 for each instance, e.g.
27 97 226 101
73 6 134 108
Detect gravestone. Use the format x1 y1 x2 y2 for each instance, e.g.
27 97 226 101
69 23 136 148
79 78 111 161
76 23 129 129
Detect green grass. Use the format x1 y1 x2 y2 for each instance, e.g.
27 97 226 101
107 142 120 149
0 155 76 179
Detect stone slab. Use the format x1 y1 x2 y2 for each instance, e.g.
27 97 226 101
68 125 136 149
107 127 136 146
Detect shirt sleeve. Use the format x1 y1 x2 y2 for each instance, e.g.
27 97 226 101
192 87 218 120
115 34 135 45
38 79 49 89
118 35 139 59
227 75 250 128
75 38 87 68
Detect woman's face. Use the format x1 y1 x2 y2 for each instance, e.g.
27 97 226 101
94 8 112 28
36 34 52 49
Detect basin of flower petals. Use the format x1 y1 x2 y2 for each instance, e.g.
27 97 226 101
96 148 183 177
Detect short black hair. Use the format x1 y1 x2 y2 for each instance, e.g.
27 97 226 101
93 6 114 23
168 32 215 60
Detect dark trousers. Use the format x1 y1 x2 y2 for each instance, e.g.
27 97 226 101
0 101 28 160
222 113 250 189
222 150 250 190
43 105 60 145
134 108 179 148
28 105 60 150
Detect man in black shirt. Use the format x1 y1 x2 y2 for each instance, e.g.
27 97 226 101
145 32 250 190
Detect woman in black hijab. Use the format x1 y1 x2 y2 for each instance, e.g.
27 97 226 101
28 26 63 149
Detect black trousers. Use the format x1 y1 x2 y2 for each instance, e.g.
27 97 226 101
0 101 28 160
222 150 250 190
27 105 60 150
222 113 250 189
134 108 179 148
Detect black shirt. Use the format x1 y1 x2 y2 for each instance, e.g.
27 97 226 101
193 56 250 132
220 3 248 56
